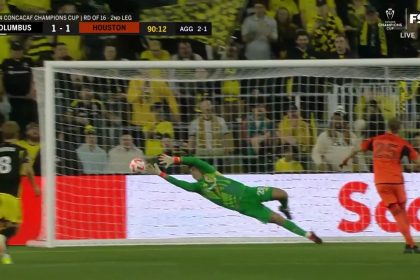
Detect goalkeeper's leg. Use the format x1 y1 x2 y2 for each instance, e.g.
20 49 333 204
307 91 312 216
269 212 322 244
241 205 322 244
257 187 292 219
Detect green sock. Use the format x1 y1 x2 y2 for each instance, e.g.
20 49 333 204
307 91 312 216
279 196 288 209
282 220 307 237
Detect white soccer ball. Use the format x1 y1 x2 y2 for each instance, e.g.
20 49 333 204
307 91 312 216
130 158 146 173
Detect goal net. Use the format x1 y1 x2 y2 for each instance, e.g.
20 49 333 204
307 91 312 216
31 59 420 247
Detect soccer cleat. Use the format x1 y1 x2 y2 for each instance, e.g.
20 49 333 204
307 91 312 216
404 245 420 254
279 206 293 220
308 231 323 244
1 254 13 264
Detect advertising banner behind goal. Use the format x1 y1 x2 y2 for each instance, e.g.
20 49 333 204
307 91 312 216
20 173 420 245
126 173 420 239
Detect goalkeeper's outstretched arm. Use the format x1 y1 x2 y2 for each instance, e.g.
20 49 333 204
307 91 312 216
146 163 200 192
159 154 216 174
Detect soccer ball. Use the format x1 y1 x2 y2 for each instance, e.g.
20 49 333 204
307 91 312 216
129 158 146 173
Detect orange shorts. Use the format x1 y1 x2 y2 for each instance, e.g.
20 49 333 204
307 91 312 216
375 184 406 207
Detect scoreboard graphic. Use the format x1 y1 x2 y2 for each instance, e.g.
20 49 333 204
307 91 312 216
0 14 212 36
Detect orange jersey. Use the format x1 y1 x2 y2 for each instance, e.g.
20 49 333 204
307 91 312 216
361 133 418 184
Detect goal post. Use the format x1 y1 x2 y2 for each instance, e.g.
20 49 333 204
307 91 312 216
30 59 420 247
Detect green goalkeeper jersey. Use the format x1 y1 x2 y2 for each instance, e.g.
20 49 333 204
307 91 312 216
164 157 249 210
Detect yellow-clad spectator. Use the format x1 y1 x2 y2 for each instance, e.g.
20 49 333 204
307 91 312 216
15 122 40 175
66 85 106 132
177 0 207 4
274 145 304 173
0 0 9 13
8 0 50 12
346 0 367 29
127 73 180 127
0 0 11 63
140 40 170 61
277 104 311 154
220 44 243 123
298 0 336 29
9 0 53 63
37 42 72 66
358 5 388 58
143 103 175 156
267 0 299 19
57 36 82 60
140 40 171 77
306 0 344 54
354 93 397 121
56 2 82 60
26 36 53 63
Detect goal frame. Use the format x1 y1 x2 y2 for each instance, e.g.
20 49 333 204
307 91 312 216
29 58 419 247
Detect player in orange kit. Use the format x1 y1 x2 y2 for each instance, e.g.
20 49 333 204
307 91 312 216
341 118 420 253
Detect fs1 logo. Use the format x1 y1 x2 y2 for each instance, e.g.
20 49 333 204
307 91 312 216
410 14 420 23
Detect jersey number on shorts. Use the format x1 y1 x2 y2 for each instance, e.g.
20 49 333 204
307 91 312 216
0 156 12 174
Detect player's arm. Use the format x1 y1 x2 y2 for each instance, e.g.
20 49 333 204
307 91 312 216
146 163 200 192
340 138 372 168
404 142 420 166
159 154 216 174
22 162 41 196
339 148 362 168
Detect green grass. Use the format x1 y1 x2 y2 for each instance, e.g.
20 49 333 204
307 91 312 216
2 243 420 280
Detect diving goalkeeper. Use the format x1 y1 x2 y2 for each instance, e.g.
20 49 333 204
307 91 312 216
145 154 322 244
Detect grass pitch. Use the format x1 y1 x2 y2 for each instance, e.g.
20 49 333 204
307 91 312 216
2 243 420 280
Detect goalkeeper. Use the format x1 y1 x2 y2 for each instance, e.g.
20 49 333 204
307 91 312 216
146 154 322 244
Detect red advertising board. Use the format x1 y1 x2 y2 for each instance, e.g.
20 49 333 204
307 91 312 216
9 175 126 245
9 177 42 245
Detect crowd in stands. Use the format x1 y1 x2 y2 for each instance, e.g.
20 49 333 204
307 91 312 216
1 0 420 175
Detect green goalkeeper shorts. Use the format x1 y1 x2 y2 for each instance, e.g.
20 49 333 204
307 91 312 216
238 186 273 223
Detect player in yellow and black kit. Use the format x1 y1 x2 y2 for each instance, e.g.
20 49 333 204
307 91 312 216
0 121 40 264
